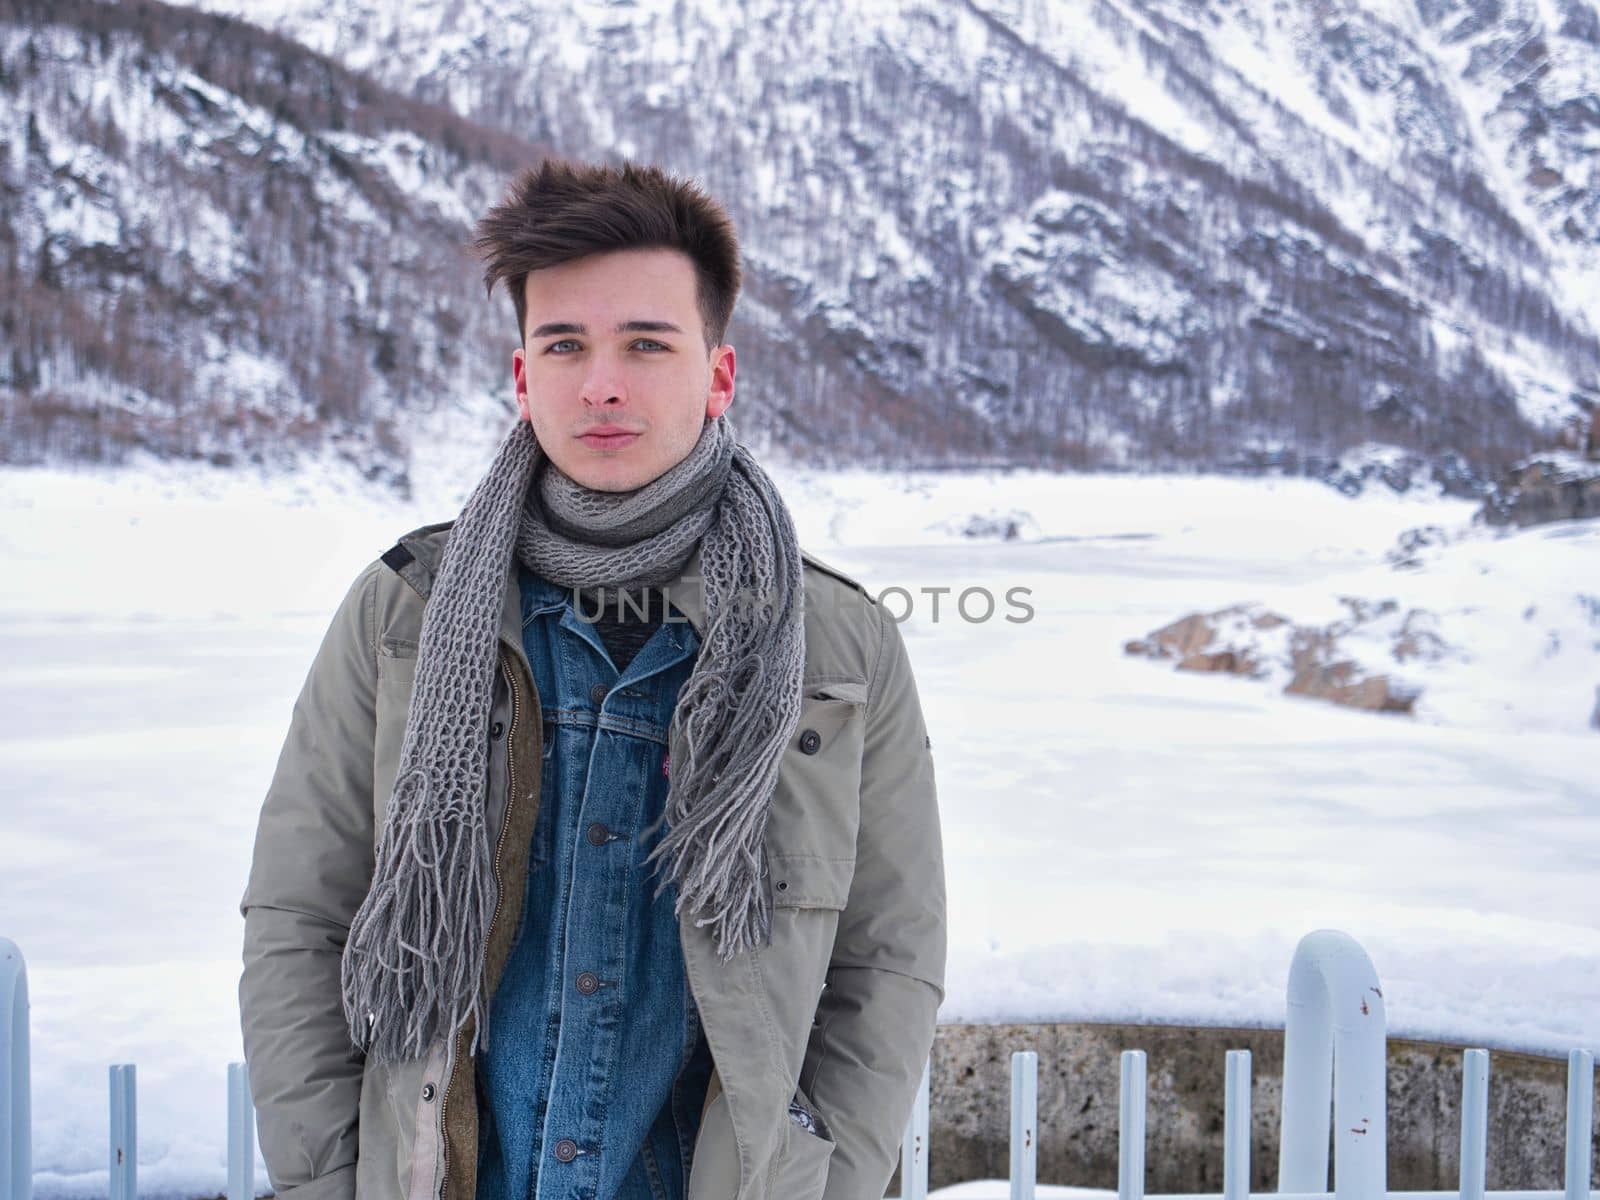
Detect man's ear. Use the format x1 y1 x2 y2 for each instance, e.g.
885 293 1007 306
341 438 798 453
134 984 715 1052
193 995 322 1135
706 344 736 418
512 346 531 423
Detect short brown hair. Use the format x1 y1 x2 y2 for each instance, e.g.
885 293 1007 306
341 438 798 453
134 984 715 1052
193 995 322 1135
473 158 742 351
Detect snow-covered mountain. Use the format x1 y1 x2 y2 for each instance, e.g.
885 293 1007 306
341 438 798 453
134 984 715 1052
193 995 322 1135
1 0 542 490
5 0 1599 482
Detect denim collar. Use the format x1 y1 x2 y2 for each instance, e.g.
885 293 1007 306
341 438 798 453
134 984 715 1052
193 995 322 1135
520 568 574 625
519 565 701 664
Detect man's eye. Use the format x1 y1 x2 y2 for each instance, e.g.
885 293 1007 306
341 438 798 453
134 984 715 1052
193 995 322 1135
546 339 580 354
633 339 668 352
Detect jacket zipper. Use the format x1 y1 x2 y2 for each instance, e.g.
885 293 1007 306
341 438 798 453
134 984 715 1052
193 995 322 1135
438 648 522 1200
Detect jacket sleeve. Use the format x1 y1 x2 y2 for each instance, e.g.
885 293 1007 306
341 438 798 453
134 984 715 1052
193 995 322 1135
801 599 947 1200
239 562 382 1200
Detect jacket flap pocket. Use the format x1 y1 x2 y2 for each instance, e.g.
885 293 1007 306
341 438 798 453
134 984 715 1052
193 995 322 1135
791 687 867 757
803 678 868 705
769 852 852 910
377 638 418 685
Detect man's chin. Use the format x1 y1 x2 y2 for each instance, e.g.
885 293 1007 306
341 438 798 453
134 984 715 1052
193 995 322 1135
570 463 652 493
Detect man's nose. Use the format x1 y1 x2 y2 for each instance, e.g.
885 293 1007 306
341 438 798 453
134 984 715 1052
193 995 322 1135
580 356 627 406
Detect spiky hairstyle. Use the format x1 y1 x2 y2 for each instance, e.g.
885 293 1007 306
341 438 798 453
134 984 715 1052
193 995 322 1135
473 158 742 351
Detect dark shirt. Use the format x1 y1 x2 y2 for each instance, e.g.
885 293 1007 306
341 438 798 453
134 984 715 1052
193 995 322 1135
576 586 671 677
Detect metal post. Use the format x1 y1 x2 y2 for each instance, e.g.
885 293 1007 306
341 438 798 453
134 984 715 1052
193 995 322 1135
109 1064 136 1200
1460 1050 1489 1200
228 1063 254 1200
899 1056 929 1200
1566 1049 1594 1200
1225 1050 1252 1200
1118 1050 1147 1200
1010 1051 1037 1200
1 940 30 1200
1277 930 1387 1200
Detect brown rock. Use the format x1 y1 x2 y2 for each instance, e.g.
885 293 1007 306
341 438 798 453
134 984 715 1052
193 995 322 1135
1479 457 1600 527
1288 622 1420 713
1177 650 1248 673
1129 599 1434 717
1192 650 1234 672
1285 662 1419 713
1123 605 1285 678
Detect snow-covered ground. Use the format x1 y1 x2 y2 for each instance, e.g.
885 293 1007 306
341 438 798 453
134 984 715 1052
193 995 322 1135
1 449 1596 1199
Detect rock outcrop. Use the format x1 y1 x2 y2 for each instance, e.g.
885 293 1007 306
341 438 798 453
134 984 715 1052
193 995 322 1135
1125 597 1443 715
1478 455 1600 528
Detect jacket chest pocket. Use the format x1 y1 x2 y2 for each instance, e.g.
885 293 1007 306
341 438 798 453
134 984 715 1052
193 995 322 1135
761 680 868 901
373 638 418 830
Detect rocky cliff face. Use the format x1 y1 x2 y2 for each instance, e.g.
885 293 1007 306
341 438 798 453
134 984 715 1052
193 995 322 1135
5 0 1598 484
1479 451 1600 525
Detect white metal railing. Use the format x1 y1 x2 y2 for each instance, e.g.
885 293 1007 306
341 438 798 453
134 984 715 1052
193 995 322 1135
893 929 1597 1200
3 933 1595 1200
1279 930 1387 1199
0 940 257 1200
2 939 29 1200
1010 1050 1038 1200
901 1056 931 1200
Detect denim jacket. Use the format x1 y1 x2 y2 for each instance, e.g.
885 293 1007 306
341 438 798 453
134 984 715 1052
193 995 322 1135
474 566 715 1200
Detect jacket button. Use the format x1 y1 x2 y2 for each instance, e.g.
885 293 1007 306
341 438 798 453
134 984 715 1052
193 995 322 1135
575 971 600 995
586 822 611 846
590 683 608 705
421 1083 435 1102
775 880 788 892
553 1138 579 1163
490 721 504 739
798 729 821 754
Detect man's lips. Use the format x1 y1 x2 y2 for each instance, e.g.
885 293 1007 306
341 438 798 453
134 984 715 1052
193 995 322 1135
578 429 642 449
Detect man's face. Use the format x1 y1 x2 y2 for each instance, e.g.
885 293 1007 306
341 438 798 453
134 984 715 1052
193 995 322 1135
512 247 735 492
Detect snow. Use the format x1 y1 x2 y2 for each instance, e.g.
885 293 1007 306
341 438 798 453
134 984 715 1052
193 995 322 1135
2 452 1597 1200
965 0 1221 163
987 192 1199 369
1475 330 1590 430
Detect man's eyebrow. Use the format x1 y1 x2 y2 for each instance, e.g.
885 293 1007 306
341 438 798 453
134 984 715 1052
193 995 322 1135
528 319 686 338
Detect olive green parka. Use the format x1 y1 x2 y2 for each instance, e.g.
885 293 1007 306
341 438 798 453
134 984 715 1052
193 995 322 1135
240 520 946 1200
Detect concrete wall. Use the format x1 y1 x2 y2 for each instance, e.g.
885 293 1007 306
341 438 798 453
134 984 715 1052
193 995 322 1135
886 1022 1598 1194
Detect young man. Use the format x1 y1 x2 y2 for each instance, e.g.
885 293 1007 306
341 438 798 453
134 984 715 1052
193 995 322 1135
239 159 946 1200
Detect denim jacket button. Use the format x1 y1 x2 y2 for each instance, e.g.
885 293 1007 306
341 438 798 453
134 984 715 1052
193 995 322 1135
553 1138 579 1163
798 729 822 754
586 822 611 846
575 971 600 995
490 721 504 739
590 682 608 705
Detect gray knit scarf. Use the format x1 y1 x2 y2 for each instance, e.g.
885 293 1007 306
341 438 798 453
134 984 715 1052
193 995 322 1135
340 413 805 1064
